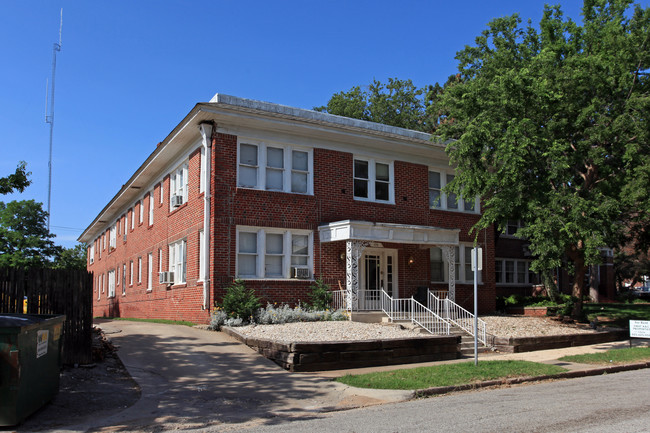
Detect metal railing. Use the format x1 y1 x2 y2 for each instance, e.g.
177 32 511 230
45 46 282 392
382 290 450 335
428 290 487 346
331 289 347 311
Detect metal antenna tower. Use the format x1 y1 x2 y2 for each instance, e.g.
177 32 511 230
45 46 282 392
45 9 62 232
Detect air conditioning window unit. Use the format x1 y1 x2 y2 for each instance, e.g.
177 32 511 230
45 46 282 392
292 266 310 279
159 271 175 284
171 195 184 207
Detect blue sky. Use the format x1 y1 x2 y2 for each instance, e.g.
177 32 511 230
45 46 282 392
1 0 645 249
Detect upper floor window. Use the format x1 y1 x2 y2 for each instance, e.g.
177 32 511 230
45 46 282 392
429 170 479 213
148 191 154 226
139 199 144 224
236 226 313 279
200 147 206 194
238 141 312 194
109 225 116 249
89 244 95 264
354 158 393 203
170 162 189 208
504 219 525 237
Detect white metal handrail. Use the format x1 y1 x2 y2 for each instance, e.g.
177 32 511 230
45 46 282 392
428 290 487 346
331 290 347 311
381 290 450 335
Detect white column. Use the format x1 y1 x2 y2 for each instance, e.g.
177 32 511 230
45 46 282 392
346 240 369 311
443 245 456 302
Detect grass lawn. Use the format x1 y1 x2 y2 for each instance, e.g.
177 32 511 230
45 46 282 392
583 303 650 328
335 360 567 390
559 347 650 365
96 317 196 327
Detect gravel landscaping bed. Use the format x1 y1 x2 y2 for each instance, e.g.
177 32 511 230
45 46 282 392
234 315 600 342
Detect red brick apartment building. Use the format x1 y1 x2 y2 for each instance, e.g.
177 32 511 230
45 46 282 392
83 94 602 324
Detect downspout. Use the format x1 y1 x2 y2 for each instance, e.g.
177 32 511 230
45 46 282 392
199 121 215 310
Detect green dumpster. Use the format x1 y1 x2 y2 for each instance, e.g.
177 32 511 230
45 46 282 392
0 314 66 426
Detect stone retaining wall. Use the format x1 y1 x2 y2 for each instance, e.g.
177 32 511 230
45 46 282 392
223 327 461 372
489 329 628 353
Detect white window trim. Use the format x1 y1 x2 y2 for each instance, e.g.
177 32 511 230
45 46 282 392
160 181 164 204
139 199 144 224
200 147 206 194
130 261 134 286
169 239 187 284
495 258 538 285
122 264 127 295
130 208 134 230
503 219 525 238
147 253 153 291
148 191 154 226
198 230 205 282
108 270 116 298
430 244 483 284
353 157 395 203
138 257 142 284
236 139 314 195
428 169 480 213
169 161 189 210
236 226 313 280
89 244 95 264
109 225 116 249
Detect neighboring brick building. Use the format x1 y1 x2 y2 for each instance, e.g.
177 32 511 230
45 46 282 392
80 94 501 324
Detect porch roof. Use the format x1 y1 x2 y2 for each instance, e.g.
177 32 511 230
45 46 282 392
318 220 459 246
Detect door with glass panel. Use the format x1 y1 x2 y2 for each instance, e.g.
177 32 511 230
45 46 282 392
359 249 397 310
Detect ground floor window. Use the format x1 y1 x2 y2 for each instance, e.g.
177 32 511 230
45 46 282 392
430 244 482 284
169 239 187 284
495 259 539 285
108 270 116 298
236 226 313 279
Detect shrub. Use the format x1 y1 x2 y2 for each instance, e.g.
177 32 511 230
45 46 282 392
306 279 333 311
256 303 348 325
220 280 261 323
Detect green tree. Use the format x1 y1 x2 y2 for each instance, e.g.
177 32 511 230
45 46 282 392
0 200 61 267
434 0 650 318
0 162 31 195
316 78 436 132
52 243 87 270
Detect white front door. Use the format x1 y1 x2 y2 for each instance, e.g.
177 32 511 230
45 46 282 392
359 248 398 310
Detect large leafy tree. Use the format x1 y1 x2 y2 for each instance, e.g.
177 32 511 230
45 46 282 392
315 78 436 132
435 0 650 317
52 243 87 270
0 162 31 195
0 200 61 267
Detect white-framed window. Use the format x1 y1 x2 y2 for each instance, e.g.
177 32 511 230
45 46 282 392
158 248 163 278
109 225 116 249
138 257 142 284
108 270 116 298
116 266 120 287
199 230 205 282
169 239 187 284
130 208 134 230
237 141 312 194
89 244 95 264
236 226 313 279
353 157 393 203
100 274 104 293
159 181 164 204
139 199 144 224
123 214 127 240
430 244 482 284
122 264 127 294
170 162 189 208
200 147 206 193
495 259 539 285
504 219 525 237
130 261 134 286
97 275 101 300
428 169 479 213
148 191 154 226
147 253 153 291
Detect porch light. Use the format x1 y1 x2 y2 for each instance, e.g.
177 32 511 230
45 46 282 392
408 256 415 265
339 252 346 261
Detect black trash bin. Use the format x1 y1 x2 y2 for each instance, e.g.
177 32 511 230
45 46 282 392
0 314 66 426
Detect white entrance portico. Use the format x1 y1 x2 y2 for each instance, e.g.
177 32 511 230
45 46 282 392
318 220 460 310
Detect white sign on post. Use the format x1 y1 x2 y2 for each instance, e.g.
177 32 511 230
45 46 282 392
630 320 650 339
471 247 483 271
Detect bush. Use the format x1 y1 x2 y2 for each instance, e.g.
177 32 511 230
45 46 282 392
256 303 348 325
306 279 333 311
219 280 261 323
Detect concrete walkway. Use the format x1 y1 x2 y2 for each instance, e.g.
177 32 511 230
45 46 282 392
62 320 411 432
62 320 648 432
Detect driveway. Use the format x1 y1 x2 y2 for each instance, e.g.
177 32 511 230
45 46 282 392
57 320 410 432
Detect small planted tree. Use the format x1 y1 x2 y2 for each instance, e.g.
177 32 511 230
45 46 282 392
306 279 333 311
220 280 261 323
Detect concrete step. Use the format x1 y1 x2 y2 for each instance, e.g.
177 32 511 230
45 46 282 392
351 312 386 323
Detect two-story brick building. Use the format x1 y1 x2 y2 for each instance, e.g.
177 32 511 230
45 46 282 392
79 94 498 324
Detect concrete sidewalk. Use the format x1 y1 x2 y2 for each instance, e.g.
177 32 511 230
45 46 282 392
58 320 648 432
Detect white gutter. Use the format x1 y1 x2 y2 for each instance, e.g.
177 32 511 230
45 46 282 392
199 121 214 310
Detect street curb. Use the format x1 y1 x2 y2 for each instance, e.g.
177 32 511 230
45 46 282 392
414 361 650 397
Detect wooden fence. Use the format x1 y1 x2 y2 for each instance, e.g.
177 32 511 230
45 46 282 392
0 267 93 365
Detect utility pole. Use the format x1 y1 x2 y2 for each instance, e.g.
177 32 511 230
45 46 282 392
45 9 63 232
